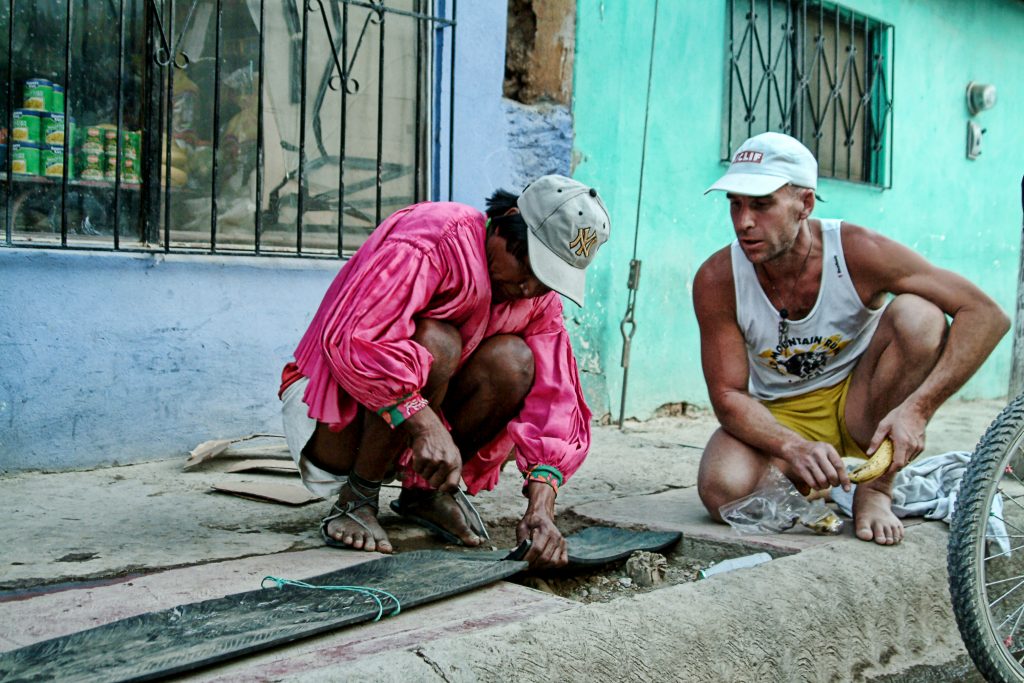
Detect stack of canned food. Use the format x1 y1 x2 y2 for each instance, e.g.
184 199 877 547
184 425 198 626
80 125 141 183
11 77 74 178
8 77 142 184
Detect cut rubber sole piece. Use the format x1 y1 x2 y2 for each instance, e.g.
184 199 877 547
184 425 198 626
467 526 683 567
0 551 525 682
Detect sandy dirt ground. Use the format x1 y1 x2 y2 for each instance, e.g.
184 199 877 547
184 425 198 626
0 398 1006 680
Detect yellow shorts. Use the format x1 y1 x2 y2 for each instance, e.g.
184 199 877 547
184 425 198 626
762 375 868 460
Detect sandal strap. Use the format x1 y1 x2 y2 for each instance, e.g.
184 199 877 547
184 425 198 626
320 477 380 528
453 489 490 542
348 472 383 502
320 508 377 544
320 499 379 540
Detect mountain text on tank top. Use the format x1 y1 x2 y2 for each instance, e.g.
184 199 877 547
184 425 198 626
731 219 886 400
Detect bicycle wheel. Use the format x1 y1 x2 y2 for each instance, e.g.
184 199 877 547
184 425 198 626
949 393 1024 682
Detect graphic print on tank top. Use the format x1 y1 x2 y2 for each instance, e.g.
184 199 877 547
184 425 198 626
757 333 849 380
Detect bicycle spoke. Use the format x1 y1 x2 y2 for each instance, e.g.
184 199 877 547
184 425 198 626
1008 601 1024 644
985 511 1024 539
989 576 1024 610
997 601 1024 633
998 489 1024 514
985 539 1024 562
1001 465 1024 489
987 574 1024 589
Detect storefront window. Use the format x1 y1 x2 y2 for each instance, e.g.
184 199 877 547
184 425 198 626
1 0 446 256
1 0 147 247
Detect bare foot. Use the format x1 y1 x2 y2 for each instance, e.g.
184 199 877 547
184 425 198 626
397 490 483 546
852 482 903 545
323 482 393 553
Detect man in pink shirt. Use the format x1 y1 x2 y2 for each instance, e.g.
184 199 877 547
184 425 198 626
279 175 610 568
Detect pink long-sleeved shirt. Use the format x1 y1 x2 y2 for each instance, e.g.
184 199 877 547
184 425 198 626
283 201 591 494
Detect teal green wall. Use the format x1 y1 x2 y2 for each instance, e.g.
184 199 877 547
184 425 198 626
572 0 1024 420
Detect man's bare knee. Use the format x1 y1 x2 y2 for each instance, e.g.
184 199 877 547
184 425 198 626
698 470 756 522
886 294 948 361
414 319 462 381
470 335 535 400
697 429 766 522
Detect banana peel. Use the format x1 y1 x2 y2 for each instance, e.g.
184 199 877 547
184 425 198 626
848 438 894 484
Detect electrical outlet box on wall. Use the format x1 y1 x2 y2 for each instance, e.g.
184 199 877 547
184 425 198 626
967 120 984 160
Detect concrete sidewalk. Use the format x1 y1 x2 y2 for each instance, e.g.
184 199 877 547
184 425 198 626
0 399 1005 681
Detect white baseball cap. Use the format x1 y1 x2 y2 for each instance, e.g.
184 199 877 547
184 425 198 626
518 175 611 307
705 132 818 196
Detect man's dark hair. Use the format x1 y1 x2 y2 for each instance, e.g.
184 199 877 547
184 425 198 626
485 189 528 263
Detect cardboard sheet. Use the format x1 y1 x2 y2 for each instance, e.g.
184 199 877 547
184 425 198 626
212 481 321 506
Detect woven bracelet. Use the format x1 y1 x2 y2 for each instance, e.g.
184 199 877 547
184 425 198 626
376 392 429 428
521 465 564 496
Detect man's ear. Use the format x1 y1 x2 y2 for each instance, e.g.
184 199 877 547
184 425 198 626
504 207 520 216
799 189 815 220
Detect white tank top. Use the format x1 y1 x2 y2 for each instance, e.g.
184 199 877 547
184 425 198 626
732 219 885 400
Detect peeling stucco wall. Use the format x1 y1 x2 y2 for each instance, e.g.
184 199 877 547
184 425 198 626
501 0 610 417
502 100 573 193
504 0 575 106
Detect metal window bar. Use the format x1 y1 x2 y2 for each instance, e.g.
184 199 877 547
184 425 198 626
297 0 309 254
254 0 265 254
161 0 175 253
336 0 348 257
4 0 14 245
60 0 71 246
2 0 10 245
447 0 455 201
724 0 893 188
115 0 127 250
1 0 455 257
209 0 222 253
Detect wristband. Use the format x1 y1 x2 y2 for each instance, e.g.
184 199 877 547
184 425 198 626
522 464 564 496
376 392 429 428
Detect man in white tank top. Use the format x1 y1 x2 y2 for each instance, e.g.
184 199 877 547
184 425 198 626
694 132 1009 545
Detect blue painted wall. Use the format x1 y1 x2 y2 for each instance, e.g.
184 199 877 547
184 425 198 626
0 250 337 471
573 0 1024 420
0 2 512 472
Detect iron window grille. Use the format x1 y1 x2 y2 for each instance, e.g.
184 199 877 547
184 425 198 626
0 0 456 257
724 0 894 187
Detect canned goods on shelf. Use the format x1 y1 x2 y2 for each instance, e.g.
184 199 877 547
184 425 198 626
23 78 52 111
122 131 141 160
80 149 104 181
42 113 74 145
42 144 72 179
121 155 139 183
12 109 43 143
50 84 65 113
102 127 119 155
82 125 104 154
12 141 41 175
104 152 118 181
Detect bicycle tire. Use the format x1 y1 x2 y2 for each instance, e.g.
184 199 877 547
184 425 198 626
949 392 1024 682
